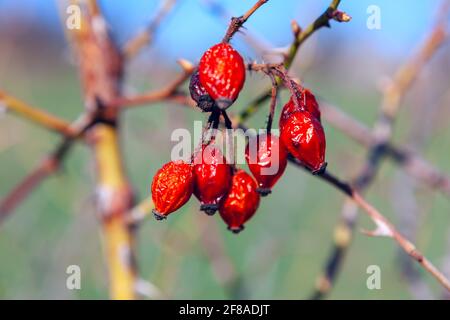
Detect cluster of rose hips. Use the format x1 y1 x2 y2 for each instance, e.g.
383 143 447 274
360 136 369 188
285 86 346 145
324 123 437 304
151 42 326 233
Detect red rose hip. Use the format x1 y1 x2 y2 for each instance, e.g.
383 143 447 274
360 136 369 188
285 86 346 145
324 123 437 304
280 110 326 173
151 160 194 220
219 170 260 233
193 145 232 215
245 133 288 196
198 42 246 110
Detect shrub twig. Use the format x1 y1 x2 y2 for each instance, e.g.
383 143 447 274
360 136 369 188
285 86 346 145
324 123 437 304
0 113 93 222
222 0 268 43
114 59 195 109
310 2 449 299
0 91 76 137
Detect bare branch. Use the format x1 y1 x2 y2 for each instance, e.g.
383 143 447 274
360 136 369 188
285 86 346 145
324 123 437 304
285 0 350 69
115 59 195 109
392 171 434 299
0 146 65 222
0 91 77 137
222 0 268 43
0 114 93 223
201 0 272 55
303 163 450 292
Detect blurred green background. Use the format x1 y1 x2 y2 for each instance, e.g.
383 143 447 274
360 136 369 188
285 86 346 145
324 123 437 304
0 0 449 299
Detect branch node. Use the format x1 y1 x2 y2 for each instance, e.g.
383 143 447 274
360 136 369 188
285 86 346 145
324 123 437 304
330 10 352 23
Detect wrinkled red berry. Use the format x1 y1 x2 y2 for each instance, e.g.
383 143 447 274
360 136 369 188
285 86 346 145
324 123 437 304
189 70 215 112
219 170 260 233
151 160 194 220
245 133 288 196
280 110 326 173
193 145 232 215
198 42 246 110
280 88 321 129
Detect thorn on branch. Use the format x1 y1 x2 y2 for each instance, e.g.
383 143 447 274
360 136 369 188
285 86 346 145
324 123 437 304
222 0 268 43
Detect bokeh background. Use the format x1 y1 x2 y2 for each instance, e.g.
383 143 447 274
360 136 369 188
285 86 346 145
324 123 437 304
0 0 449 299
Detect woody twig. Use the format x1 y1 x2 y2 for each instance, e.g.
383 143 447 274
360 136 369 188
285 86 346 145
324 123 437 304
311 1 449 299
0 91 77 137
114 59 195 109
0 113 93 223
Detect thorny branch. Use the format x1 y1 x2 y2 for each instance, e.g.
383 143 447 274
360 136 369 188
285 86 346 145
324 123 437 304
393 176 435 299
311 1 449 299
288 159 450 292
222 0 268 43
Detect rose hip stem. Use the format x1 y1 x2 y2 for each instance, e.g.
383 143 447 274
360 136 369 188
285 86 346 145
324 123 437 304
266 73 278 134
221 110 236 168
222 0 269 43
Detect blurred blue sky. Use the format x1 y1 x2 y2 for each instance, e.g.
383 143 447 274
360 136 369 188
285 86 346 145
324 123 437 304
0 0 446 61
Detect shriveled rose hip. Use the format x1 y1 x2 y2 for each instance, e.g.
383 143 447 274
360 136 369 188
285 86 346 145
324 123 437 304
189 70 215 112
193 145 232 215
280 110 326 173
245 133 288 196
219 170 260 233
198 42 246 110
151 160 194 220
